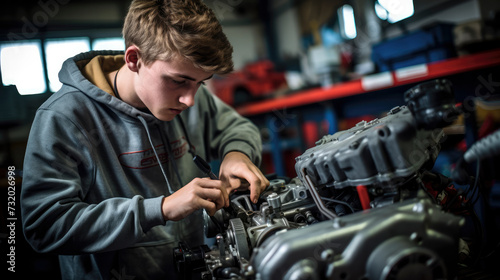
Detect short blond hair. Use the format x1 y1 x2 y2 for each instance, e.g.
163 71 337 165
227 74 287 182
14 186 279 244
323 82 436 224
123 0 234 74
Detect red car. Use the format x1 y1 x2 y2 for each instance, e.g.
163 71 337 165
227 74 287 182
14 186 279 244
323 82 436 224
211 60 288 106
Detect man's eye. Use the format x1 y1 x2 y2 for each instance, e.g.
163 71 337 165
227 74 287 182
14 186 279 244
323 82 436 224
172 79 186 85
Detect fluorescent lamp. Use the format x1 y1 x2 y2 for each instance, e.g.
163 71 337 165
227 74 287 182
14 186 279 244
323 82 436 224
338 4 357 40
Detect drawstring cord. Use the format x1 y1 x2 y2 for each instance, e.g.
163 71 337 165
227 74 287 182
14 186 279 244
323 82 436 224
177 115 196 157
178 115 219 180
137 113 210 195
157 123 184 187
137 115 175 195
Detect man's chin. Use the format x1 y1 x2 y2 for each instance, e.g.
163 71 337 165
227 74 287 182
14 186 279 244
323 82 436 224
155 114 176 121
152 111 176 122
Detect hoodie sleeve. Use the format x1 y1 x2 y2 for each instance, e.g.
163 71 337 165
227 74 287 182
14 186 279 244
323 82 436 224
21 109 166 254
193 87 263 165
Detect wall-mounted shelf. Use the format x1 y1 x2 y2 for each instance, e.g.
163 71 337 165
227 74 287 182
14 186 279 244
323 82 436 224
234 49 500 176
236 48 500 117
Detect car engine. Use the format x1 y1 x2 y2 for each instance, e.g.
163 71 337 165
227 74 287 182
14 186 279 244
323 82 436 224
174 79 498 280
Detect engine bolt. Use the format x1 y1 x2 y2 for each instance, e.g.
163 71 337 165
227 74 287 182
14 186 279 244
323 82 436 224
321 249 335 262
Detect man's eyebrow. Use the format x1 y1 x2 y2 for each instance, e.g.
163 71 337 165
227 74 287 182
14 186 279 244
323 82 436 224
175 73 213 82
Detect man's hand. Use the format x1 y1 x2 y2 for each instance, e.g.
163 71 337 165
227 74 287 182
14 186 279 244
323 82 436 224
219 151 269 204
161 177 229 221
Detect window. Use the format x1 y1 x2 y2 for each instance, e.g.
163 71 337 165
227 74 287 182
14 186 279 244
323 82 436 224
338 4 357 40
376 0 414 23
92 37 125 51
1 36 123 95
44 38 90 92
1 41 46 95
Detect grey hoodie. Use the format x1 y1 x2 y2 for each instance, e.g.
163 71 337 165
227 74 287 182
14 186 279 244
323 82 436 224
21 51 262 279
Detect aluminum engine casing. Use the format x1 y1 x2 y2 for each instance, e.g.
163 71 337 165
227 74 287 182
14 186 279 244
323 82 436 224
295 106 444 189
251 195 463 280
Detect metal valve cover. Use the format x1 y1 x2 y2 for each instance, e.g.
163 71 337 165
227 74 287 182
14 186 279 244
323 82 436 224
295 106 444 189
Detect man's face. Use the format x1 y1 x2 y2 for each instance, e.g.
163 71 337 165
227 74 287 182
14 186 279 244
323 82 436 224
134 56 213 121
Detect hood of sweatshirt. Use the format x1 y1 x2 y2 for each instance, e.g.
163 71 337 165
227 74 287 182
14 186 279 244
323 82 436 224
59 50 161 123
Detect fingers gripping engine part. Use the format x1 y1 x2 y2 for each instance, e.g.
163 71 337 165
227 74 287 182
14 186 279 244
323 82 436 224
174 79 470 280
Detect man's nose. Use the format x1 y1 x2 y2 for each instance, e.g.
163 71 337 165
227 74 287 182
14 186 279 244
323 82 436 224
179 86 197 107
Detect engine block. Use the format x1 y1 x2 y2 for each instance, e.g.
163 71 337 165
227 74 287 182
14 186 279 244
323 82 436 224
174 81 470 280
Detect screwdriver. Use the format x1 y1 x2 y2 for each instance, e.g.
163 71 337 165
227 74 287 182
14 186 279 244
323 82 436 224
193 155 239 214
193 155 225 232
193 155 218 180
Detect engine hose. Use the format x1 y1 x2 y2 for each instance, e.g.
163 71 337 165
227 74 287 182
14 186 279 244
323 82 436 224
464 129 500 163
321 197 356 214
301 169 338 220
356 185 371 210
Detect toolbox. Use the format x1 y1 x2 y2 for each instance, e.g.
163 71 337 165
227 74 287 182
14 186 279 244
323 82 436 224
371 22 457 72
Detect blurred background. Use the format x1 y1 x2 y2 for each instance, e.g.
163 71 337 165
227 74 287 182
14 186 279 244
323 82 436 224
1 0 500 278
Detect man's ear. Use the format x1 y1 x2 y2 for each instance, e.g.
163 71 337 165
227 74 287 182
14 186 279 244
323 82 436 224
125 45 141 72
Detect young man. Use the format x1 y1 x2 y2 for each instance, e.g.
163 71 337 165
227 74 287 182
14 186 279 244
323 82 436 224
20 0 269 279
